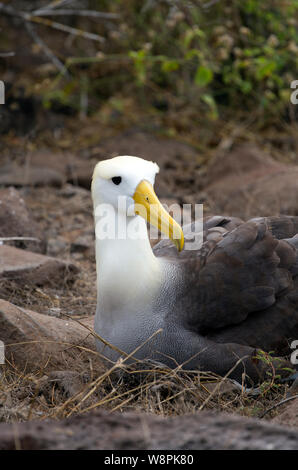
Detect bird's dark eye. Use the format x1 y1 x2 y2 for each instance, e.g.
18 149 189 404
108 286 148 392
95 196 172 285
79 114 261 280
111 176 122 185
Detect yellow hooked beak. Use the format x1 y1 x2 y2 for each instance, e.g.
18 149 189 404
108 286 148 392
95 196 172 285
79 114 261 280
133 180 184 252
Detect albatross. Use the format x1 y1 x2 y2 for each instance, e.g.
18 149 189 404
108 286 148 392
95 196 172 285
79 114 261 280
91 155 298 383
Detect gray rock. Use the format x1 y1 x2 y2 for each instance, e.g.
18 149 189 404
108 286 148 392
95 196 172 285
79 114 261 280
26 151 94 189
273 398 298 428
203 144 298 218
46 237 69 257
0 408 297 450
0 299 95 372
0 245 79 286
0 164 65 188
0 187 45 253
66 161 94 190
71 233 94 253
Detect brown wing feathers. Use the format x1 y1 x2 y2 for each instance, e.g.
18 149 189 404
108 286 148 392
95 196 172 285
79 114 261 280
189 218 298 353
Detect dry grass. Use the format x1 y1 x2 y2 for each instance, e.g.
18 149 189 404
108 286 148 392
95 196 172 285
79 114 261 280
0 272 97 318
0 331 289 425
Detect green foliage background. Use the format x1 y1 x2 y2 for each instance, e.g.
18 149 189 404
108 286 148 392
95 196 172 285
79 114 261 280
60 1 297 121
2 0 298 126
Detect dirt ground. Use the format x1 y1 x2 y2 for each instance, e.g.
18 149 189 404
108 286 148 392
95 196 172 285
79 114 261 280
0 115 298 435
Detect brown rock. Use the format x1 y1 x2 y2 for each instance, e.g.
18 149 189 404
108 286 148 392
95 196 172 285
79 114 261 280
1 151 95 190
46 236 69 257
0 163 65 188
29 151 73 176
96 129 198 164
203 144 298 219
70 232 94 253
0 151 76 189
66 161 94 190
0 245 79 286
272 398 298 428
205 143 282 187
0 187 45 253
0 408 297 450
0 299 96 373
30 151 95 190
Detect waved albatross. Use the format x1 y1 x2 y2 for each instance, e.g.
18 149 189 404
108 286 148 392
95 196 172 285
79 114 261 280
92 156 298 383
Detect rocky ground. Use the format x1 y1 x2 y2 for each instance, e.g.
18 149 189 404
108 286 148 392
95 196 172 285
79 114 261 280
1 409 298 450
0 125 298 449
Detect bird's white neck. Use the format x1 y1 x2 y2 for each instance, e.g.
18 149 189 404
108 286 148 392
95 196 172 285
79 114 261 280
94 212 163 324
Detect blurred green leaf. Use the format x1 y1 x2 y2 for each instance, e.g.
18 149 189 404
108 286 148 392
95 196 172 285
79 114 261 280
129 50 147 85
255 58 277 79
161 60 180 73
201 93 218 120
195 65 213 87
240 80 253 94
183 27 205 49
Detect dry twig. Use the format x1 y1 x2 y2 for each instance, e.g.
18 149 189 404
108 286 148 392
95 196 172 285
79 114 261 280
0 52 15 57
24 21 67 75
260 394 298 418
31 9 119 19
0 0 115 73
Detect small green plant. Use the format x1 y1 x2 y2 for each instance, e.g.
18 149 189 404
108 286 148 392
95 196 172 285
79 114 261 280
254 349 295 396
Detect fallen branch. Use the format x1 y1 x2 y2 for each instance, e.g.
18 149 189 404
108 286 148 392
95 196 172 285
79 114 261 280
34 0 75 12
260 394 298 418
202 0 220 8
25 23 68 75
0 237 41 242
29 15 105 43
31 9 120 19
24 21 68 75
0 52 15 57
0 2 105 43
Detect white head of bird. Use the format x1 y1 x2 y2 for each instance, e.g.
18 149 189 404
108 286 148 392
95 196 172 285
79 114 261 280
92 155 184 250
